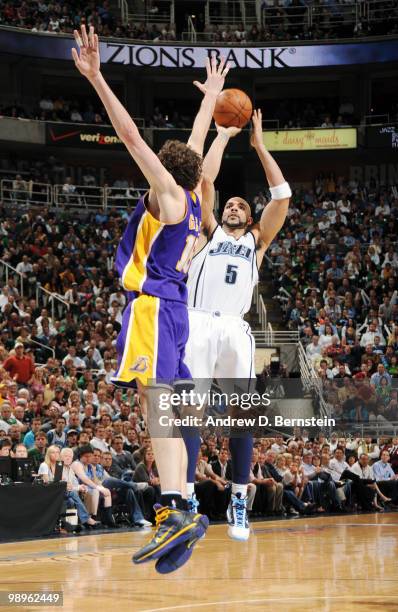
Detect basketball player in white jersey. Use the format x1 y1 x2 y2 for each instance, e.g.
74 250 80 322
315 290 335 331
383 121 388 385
185 109 291 540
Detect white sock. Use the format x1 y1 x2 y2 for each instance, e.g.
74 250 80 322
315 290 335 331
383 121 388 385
232 483 247 497
186 482 195 497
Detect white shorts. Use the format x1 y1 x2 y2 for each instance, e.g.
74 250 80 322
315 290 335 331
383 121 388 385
184 308 255 394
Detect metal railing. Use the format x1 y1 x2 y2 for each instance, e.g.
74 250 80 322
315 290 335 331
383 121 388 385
252 322 300 346
0 180 52 209
0 259 69 322
1 179 146 211
53 183 105 211
120 0 129 25
35 285 70 321
187 15 197 44
29 337 56 361
128 0 174 25
298 340 330 417
253 284 267 331
259 0 398 36
344 421 398 436
0 260 25 296
206 0 258 27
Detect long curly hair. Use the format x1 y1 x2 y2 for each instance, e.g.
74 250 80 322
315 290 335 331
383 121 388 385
158 140 202 191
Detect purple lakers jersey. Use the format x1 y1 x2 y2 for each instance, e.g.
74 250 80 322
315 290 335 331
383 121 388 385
115 190 201 303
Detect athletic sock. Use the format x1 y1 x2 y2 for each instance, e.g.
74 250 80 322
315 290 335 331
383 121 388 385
229 435 253 487
180 426 201 484
232 483 248 498
161 491 183 509
186 482 195 497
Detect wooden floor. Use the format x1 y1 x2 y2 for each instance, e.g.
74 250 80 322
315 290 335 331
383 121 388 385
0 514 397 612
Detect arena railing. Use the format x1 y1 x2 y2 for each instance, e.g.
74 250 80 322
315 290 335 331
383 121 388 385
0 259 25 296
128 0 174 26
339 421 398 436
0 259 68 322
119 0 129 25
298 340 330 418
0 177 147 211
260 0 395 35
253 284 267 331
205 0 259 27
53 184 105 211
0 179 52 210
35 285 70 321
30 337 56 361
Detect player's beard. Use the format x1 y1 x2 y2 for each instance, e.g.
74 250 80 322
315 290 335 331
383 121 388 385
223 215 247 229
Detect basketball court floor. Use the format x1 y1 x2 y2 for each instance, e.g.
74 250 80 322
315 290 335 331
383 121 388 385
0 514 397 611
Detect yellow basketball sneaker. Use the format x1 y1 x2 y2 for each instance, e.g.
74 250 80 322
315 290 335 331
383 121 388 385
132 504 209 567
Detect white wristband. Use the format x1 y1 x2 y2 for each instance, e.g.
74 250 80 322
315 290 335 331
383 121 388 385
270 182 292 200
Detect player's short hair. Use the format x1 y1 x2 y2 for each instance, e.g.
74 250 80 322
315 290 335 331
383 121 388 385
224 197 253 222
158 140 203 191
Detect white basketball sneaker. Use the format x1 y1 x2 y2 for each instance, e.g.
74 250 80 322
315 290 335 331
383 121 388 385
227 492 250 541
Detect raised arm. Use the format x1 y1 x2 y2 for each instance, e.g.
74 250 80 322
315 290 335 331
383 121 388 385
72 25 182 220
187 57 230 156
200 125 241 234
250 109 291 261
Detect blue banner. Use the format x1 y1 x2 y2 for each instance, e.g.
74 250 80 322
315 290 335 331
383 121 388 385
0 27 397 69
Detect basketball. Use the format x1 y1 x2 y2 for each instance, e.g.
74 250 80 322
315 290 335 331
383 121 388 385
213 88 253 128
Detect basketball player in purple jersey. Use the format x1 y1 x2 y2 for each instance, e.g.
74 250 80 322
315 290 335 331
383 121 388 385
72 25 229 571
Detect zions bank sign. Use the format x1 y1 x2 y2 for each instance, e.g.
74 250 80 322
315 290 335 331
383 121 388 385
0 28 398 69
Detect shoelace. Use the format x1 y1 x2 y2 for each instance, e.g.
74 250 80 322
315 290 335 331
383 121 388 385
188 495 199 514
234 498 246 528
154 507 172 528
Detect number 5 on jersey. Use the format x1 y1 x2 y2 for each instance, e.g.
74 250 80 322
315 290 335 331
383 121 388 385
176 234 198 274
225 264 238 285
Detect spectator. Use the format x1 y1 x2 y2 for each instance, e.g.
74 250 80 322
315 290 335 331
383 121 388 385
59 447 100 528
71 445 115 527
3 343 35 384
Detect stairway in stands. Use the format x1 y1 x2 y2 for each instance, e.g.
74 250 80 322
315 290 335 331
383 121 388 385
245 268 285 332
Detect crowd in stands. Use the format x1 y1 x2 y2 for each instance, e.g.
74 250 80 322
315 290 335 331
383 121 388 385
0 0 176 40
263 175 398 423
1 95 359 131
0 0 397 41
0 96 111 126
0 186 397 532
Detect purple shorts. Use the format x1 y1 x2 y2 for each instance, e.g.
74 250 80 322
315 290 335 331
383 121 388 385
111 294 191 389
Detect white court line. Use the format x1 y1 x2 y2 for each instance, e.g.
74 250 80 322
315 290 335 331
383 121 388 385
140 595 398 612
338 523 398 527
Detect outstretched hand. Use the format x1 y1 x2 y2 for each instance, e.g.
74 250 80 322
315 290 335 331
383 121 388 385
250 108 264 149
72 25 101 81
193 56 230 97
216 124 242 139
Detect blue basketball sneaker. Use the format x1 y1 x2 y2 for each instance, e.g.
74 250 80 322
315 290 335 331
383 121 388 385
227 493 250 541
132 504 208 566
187 493 200 514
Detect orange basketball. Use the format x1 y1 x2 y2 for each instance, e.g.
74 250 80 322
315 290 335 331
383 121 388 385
213 88 253 129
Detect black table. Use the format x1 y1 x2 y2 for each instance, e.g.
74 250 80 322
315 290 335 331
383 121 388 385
0 482 66 540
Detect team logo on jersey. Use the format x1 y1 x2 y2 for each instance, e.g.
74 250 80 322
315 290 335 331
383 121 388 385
209 241 252 260
130 356 150 373
189 214 200 233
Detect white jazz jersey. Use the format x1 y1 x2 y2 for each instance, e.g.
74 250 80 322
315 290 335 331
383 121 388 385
185 225 258 390
187 226 258 315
